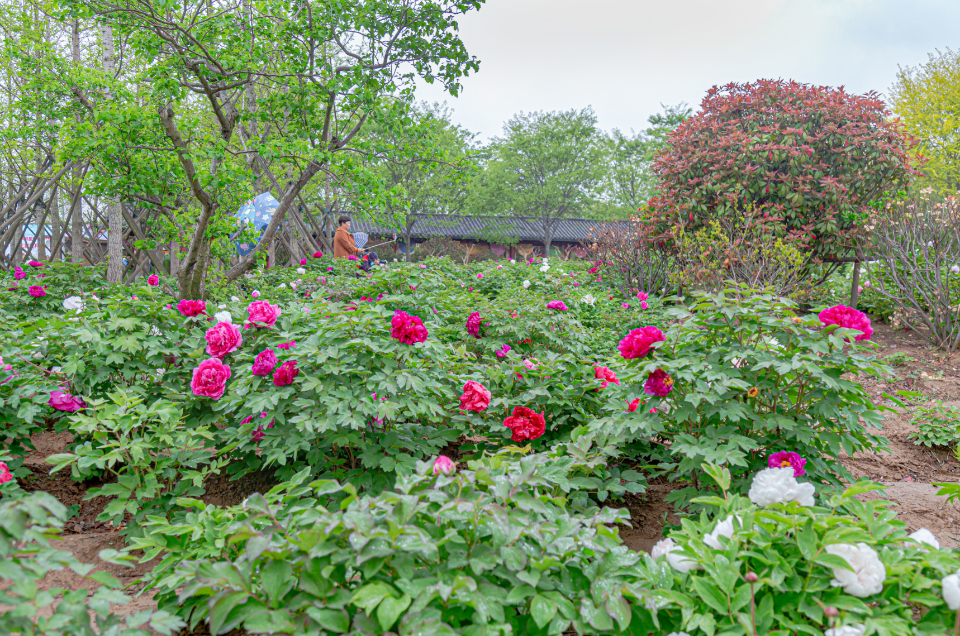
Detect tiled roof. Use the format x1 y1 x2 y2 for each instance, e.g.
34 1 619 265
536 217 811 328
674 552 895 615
349 215 601 243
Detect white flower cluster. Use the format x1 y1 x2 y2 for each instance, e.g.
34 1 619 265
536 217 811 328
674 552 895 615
825 543 886 597
214 311 232 324
651 537 699 573
747 467 815 507
825 625 865 636
522 280 530 289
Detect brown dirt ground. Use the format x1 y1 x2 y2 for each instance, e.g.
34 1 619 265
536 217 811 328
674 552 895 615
16 320 960 621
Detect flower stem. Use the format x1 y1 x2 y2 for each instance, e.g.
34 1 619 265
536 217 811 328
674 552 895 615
954 608 959 636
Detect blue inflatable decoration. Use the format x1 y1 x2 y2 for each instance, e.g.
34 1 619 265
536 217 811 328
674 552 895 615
234 192 279 256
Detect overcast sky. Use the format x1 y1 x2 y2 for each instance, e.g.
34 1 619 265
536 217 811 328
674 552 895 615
414 0 960 140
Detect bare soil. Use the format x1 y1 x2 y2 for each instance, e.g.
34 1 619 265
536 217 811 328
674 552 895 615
17 320 960 618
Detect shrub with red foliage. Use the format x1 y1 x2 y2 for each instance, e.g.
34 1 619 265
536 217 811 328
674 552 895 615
648 80 922 259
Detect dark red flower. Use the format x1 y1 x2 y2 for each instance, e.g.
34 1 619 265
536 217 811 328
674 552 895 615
503 406 546 442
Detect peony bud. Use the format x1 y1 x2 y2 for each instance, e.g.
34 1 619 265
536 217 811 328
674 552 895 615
432 455 456 476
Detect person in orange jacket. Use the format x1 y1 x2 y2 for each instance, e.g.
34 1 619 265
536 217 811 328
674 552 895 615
334 216 365 259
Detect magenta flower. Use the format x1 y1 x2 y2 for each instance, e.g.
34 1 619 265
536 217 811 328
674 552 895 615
273 360 299 387
546 300 568 311
313 251 322 258
433 455 456 476
643 369 674 397
594 366 621 390
818 305 873 342
14 268 25 280
495 344 512 358
466 311 482 338
49 390 85 412
147 274 159 286
391 310 428 344
0 461 11 484
768 451 807 477
640 301 649 310
177 299 206 317
204 322 243 359
191 358 232 400
251 348 278 376
247 300 282 328
28 286 46 298
300 258 307 266
277 341 297 350
477 273 484 279
618 326 665 359
459 381 491 412
27 260 44 267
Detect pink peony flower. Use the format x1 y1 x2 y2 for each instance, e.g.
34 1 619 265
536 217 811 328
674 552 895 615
636 292 649 301
644 369 674 397
0 461 11 484
768 451 807 477
277 341 297 350
148 274 160 286
477 273 483 279
546 300 568 311
621 303 630 309
251 348 278 376
650 407 658 414
204 322 243 358
252 290 261 298
347 255 358 261
273 360 299 387
27 260 43 267
618 326 665 359
247 300 282 328
14 269 25 280
594 366 621 390
313 251 322 258
28 286 45 298
466 311 482 338
818 305 873 342
432 455 456 476
504 406 546 442
391 310 428 344
626 398 640 412
459 381 491 412
300 258 307 266
48 390 85 412
177 299 206 317
640 301 649 310
495 344 512 358
191 358 232 400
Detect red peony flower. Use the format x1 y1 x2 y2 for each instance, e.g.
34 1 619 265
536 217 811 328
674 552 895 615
459 381 491 412
768 451 807 477
466 311 482 338
251 348 278 376
0 461 11 484
191 358 232 400
626 398 640 412
391 310 428 344
273 360 299 387
818 305 872 342
594 366 621 390
503 406 546 442
48 390 85 412
618 326 665 359
204 322 243 359
177 299 206 317
313 251 322 258
247 300 282 328
147 274 160 286
643 368 674 397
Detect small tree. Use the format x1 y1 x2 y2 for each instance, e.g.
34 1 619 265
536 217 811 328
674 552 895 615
649 80 921 263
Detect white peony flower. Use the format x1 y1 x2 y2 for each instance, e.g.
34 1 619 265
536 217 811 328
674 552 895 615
510 259 516 263
290 282 298 290
952 265 960 274
748 467 815 507
825 624 865 636
214 311 232 324
581 294 596 305
907 528 940 551
651 538 699 573
296 267 306 275
218 304 227 309
522 280 530 289
151 325 162 336
278 283 287 289
943 572 960 610
63 296 84 311
825 543 886 597
231 296 240 302
704 516 741 549
539 265 549 272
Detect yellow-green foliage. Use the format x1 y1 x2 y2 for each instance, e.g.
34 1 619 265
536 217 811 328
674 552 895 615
890 48 960 193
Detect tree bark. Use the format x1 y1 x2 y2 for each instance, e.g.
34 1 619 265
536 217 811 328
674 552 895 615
71 20 84 264
102 23 123 283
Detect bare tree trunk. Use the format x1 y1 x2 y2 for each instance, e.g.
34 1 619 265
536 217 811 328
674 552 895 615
71 20 84 264
170 240 180 275
49 183 60 261
102 23 123 283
